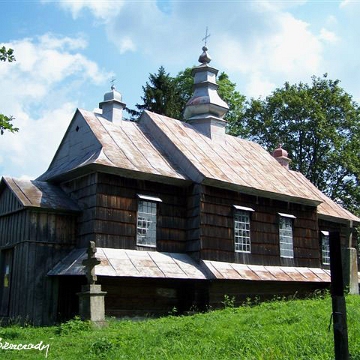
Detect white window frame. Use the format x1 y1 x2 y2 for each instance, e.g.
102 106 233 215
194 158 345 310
136 195 162 248
234 206 254 253
279 213 295 258
321 231 330 265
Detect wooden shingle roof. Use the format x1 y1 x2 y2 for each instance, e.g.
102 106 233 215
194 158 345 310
48 247 331 283
1 177 80 212
141 111 323 205
38 109 187 183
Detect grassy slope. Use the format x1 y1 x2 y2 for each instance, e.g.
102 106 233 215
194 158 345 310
0 294 359 359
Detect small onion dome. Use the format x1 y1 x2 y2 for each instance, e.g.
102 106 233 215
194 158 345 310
100 85 123 106
272 144 289 158
272 145 291 169
198 46 211 64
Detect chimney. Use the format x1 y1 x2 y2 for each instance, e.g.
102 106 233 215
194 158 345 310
272 145 291 169
99 85 126 124
183 46 229 138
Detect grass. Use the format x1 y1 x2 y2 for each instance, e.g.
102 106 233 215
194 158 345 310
0 293 359 359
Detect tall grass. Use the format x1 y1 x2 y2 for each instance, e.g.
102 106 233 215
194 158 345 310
0 293 359 359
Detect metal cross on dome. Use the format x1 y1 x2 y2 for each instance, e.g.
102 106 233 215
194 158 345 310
202 27 211 46
110 76 116 90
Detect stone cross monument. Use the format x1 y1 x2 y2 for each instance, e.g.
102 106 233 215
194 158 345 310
77 241 107 325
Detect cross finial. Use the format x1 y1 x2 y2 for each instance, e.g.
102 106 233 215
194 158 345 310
110 76 116 90
202 26 211 47
82 241 101 285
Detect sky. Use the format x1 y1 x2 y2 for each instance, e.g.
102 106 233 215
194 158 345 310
1 0 360 179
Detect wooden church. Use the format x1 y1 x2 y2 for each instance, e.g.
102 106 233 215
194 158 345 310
0 46 359 325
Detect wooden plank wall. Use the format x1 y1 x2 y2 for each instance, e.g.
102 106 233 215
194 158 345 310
0 211 28 246
94 173 188 252
0 197 78 324
10 242 74 325
186 184 201 257
208 280 329 309
319 219 352 247
61 173 97 248
0 187 22 216
200 185 320 268
99 277 208 317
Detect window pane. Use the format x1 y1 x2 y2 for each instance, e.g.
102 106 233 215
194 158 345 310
322 233 330 265
279 216 294 258
136 200 157 247
234 210 251 253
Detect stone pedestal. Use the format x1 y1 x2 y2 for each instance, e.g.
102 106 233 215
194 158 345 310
341 247 359 295
77 284 107 324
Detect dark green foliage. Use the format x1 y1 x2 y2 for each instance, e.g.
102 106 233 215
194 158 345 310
129 66 245 124
0 114 19 135
0 46 18 135
131 66 184 119
230 74 360 216
0 46 15 62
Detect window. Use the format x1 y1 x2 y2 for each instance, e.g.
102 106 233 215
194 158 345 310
279 213 295 258
234 206 254 253
0 249 13 316
136 195 162 247
321 231 330 265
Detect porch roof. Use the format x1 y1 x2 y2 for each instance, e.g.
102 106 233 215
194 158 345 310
48 247 331 283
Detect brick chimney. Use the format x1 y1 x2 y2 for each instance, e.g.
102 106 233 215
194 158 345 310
272 145 291 169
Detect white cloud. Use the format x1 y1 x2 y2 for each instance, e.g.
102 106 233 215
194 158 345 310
118 36 136 53
216 9 322 97
0 103 75 178
46 0 125 21
319 28 339 44
340 0 351 8
245 72 276 99
0 34 111 178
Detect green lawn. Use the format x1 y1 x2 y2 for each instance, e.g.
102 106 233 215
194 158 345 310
1 293 359 359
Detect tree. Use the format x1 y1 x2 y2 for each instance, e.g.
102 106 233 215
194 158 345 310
130 66 183 119
231 74 360 215
131 66 245 123
217 72 246 126
0 46 18 135
0 46 15 62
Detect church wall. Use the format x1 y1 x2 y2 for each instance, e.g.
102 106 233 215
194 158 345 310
198 185 321 268
61 173 98 248
208 280 329 309
93 172 188 252
99 276 208 317
0 200 77 324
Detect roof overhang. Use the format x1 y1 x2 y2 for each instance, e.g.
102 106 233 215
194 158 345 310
49 247 331 283
202 178 322 207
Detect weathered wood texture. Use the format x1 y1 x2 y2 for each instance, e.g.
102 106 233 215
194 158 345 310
94 173 188 252
319 219 355 248
0 187 22 216
61 173 98 247
99 276 208 317
63 172 188 251
0 186 78 324
199 185 320 267
186 184 201 256
208 280 329 308
0 210 77 247
7 242 74 325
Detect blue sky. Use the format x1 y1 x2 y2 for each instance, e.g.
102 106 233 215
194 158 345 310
1 0 360 179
